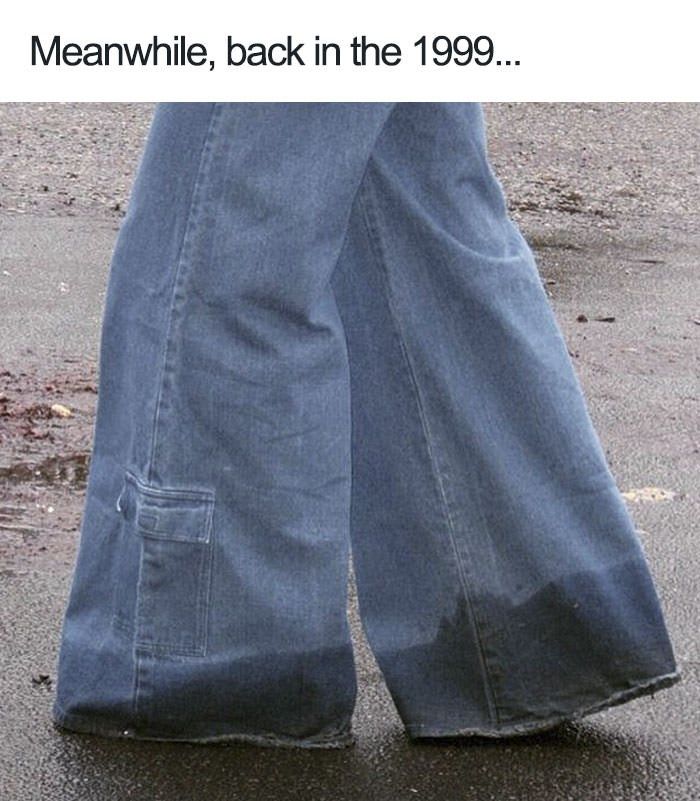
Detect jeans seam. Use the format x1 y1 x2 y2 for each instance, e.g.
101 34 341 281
132 555 145 723
357 165 501 727
147 102 223 485
326 103 396 288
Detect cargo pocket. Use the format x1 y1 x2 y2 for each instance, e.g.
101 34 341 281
113 470 216 657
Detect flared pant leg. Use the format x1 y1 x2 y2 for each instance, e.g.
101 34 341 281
331 102 679 737
53 102 395 747
53 102 679 748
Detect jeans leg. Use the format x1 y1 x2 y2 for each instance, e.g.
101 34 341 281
53 102 395 746
332 102 680 737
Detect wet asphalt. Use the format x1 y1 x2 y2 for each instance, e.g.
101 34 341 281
0 104 698 800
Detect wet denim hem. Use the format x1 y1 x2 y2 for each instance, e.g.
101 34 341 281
51 704 355 749
404 670 682 740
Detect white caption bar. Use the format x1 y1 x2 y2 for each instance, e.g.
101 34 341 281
1 0 697 100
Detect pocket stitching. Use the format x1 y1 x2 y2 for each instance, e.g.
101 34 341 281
115 470 216 657
125 468 215 504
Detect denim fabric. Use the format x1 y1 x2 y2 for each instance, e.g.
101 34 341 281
53 103 679 748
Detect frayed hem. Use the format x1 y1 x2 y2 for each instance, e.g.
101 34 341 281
51 705 355 750
405 669 682 740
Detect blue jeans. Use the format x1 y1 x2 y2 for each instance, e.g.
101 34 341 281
53 103 679 748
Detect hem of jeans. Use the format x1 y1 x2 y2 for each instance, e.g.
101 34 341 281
404 669 682 740
51 704 355 749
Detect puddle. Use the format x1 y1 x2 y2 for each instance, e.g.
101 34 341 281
0 451 89 487
0 361 94 571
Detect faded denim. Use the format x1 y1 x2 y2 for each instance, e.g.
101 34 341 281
53 103 680 748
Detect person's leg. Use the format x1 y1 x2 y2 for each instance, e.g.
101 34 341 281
331 102 679 737
53 102 394 747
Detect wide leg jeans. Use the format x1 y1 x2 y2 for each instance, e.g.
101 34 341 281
53 103 679 748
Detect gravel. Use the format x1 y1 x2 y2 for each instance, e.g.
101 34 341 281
1 103 698 236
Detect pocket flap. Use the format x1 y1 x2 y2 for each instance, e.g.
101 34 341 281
119 471 215 544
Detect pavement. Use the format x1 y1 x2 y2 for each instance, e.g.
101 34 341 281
0 104 698 800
